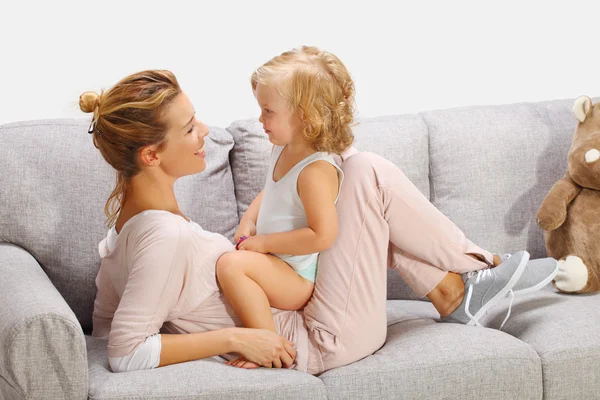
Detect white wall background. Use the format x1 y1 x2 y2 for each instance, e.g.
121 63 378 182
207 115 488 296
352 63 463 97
1 0 599 127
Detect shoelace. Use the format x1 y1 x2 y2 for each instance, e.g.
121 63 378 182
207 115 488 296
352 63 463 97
464 268 515 330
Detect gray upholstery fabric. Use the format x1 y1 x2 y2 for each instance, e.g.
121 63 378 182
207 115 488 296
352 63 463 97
0 243 88 400
320 300 542 400
227 115 430 300
2 98 599 400
0 119 239 331
422 99 579 258
226 119 273 219
485 287 600 400
86 336 327 400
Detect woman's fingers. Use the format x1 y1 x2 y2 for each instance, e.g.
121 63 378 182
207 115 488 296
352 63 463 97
284 342 297 361
280 347 294 368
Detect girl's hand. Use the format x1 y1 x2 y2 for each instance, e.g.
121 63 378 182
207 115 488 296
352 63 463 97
237 234 268 253
231 328 296 368
234 220 256 243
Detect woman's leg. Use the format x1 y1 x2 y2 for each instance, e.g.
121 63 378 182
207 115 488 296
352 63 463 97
304 152 494 373
387 244 501 316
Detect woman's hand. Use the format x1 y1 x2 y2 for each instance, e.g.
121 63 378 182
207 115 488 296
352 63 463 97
236 234 268 253
230 328 296 368
234 220 256 243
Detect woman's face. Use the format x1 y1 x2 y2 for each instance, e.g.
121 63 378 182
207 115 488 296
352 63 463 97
155 92 209 179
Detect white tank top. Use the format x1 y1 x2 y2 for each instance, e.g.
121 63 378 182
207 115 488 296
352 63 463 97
256 145 344 281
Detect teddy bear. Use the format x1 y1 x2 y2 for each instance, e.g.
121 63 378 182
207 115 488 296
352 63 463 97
536 96 600 294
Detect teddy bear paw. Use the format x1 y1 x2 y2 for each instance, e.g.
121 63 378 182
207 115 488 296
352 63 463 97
553 256 588 292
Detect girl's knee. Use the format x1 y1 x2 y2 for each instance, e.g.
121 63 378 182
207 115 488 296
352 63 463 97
216 251 243 278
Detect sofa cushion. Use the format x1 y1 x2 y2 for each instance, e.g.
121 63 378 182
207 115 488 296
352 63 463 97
319 300 542 400
485 287 600 400
227 115 430 300
422 99 578 258
86 336 327 400
0 119 239 331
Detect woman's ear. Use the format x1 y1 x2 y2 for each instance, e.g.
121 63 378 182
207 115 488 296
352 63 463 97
139 145 160 167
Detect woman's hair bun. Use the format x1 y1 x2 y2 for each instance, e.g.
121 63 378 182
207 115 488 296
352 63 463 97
79 91 100 113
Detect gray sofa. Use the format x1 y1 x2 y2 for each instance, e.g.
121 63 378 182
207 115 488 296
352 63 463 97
1 98 599 400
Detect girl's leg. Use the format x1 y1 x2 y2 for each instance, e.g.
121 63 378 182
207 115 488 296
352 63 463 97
304 152 493 373
217 250 314 332
217 250 314 369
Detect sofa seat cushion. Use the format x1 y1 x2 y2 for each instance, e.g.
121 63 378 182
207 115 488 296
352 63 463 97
86 336 327 400
485 287 600 400
319 300 542 400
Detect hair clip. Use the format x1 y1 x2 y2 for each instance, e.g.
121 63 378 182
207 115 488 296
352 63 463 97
88 119 96 134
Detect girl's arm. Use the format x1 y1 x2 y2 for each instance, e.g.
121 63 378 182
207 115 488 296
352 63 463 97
241 161 339 255
235 190 264 242
242 190 264 224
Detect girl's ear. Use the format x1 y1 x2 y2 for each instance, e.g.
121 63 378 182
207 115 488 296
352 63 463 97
295 106 305 123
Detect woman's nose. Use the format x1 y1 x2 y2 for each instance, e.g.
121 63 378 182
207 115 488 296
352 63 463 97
200 122 209 137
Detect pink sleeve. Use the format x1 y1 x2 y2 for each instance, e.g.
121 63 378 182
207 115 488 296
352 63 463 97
92 263 120 339
107 223 190 359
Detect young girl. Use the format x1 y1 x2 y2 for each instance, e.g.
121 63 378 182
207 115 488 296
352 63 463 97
216 46 353 367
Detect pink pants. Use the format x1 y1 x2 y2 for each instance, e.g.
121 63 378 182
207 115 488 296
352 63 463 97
303 151 494 374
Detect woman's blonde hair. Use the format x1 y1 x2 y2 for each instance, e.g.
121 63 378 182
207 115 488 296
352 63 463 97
79 70 181 227
251 46 355 154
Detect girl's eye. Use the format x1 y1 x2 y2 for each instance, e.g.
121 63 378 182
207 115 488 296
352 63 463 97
187 125 195 134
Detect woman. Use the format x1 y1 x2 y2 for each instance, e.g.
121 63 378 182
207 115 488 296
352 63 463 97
88 63 557 374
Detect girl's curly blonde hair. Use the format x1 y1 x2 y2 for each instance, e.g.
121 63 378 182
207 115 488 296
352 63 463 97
251 46 355 154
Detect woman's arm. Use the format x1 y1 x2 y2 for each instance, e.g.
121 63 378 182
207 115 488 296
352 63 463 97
92 263 119 339
239 161 339 255
102 221 296 372
106 223 189 361
159 327 296 368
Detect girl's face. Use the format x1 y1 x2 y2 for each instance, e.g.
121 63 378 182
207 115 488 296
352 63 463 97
153 92 209 179
255 83 302 146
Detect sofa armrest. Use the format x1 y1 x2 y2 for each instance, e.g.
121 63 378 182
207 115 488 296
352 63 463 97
0 243 88 400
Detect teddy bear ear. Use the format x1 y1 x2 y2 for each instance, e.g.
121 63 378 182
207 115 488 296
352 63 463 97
573 96 592 123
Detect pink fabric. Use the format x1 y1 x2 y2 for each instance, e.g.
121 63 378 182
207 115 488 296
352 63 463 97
92 150 493 374
92 211 312 371
303 151 493 373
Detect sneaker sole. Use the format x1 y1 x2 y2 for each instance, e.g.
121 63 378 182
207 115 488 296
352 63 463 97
512 259 559 296
466 251 530 326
